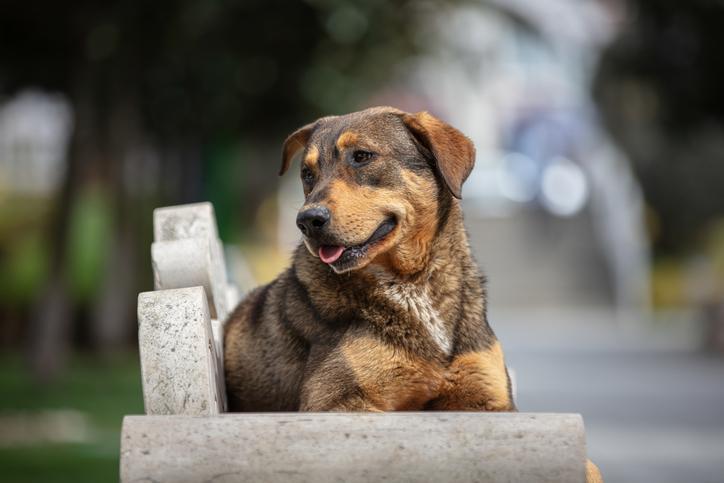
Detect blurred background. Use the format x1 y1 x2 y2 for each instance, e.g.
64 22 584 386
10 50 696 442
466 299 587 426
1 0 723 481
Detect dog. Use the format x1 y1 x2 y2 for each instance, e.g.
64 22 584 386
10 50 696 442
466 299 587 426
224 106 602 480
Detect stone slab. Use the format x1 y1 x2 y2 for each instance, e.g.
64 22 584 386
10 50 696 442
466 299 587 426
137 287 223 415
120 412 587 483
151 237 228 320
153 202 218 242
210 318 228 411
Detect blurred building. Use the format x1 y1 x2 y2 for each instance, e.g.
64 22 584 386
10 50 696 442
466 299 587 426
0 90 72 196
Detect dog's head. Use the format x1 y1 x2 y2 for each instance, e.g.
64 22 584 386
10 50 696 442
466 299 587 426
280 106 475 274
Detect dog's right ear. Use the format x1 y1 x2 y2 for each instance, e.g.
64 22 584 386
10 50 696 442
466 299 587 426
280 122 315 176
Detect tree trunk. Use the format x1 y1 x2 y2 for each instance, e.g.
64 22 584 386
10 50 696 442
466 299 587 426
91 87 142 353
27 67 95 382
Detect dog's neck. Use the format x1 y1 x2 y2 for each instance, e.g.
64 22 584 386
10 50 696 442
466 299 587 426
359 200 479 355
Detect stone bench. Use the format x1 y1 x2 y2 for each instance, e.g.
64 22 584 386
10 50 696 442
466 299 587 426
121 202 594 482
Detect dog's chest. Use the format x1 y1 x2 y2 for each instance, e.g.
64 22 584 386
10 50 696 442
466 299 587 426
381 282 452 355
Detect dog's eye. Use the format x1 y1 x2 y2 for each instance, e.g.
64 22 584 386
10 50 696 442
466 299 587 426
301 167 315 184
352 150 374 166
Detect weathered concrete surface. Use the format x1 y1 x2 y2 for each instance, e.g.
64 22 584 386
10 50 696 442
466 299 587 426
151 237 228 320
151 203 233 321
209 317 226 406
154 202 218 242
137 287 223 415
144 202 237 416
151 202 231 321
120 412 587 483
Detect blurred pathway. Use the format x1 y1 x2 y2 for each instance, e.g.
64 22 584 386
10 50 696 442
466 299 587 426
466 211 724 482
467 211 612 309
493 310 724 483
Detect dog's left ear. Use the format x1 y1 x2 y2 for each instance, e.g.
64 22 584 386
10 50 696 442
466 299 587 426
401 111 475 199
279 122 315 176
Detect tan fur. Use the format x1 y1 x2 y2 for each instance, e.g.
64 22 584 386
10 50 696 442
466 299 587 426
428 342 512 411
586 460 604 483
304 145 319 169
341 334 442 411
383 170 440 274
335 131 359 150
324 179 404 248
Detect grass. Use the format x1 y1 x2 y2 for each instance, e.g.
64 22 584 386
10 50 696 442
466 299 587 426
0 353 144 483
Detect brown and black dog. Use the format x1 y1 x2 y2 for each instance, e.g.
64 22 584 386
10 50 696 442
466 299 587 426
225 106 512 412
224 106 601 480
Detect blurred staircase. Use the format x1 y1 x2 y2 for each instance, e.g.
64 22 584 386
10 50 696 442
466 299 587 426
466 208 612 309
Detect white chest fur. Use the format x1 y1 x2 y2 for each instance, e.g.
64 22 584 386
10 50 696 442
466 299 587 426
383 282 452 355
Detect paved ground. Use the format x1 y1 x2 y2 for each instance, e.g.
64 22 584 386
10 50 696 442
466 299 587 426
492 309 724 483
465 211 724 482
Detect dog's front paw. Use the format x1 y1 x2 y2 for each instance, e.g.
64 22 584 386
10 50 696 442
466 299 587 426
430 342 515 411
586 459 604 483
427 390 512 411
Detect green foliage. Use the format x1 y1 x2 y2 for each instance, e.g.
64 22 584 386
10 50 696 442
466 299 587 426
0 354 144 483
204 140 247 243
0 197 51 305
1 445 120 483
0 232 48 305
65 187 113 303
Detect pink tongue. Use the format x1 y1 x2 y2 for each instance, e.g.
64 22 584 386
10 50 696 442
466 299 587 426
319 245 345 264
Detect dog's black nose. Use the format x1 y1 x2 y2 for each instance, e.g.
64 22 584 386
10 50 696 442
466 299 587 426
296 206 330 237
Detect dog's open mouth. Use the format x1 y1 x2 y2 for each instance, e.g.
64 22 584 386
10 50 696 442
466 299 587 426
318 217 397 268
